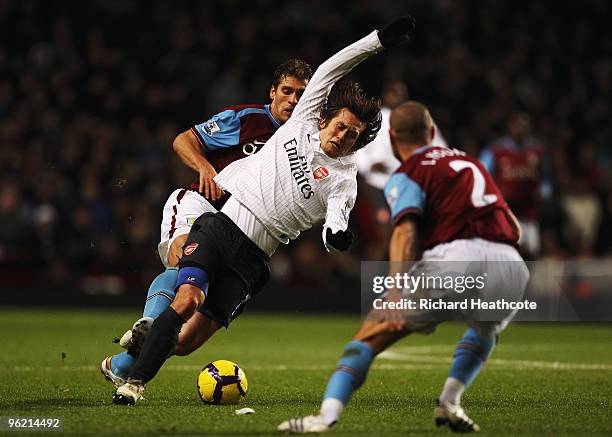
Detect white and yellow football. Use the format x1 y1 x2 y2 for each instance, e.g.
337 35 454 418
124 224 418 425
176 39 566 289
197 359 248 405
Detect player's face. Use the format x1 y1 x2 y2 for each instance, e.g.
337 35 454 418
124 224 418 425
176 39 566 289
269 76 308 124
319 108 366 158
508 114 530 141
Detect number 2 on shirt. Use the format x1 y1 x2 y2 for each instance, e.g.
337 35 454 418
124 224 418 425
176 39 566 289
449 160 498 208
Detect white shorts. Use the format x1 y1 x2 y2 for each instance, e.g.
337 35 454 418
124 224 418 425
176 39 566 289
403 238 530 337
158 189 217 268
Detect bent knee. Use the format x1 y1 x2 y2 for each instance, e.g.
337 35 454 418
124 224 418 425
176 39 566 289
353 320 403 340
353 321 410 354
172 284 205 316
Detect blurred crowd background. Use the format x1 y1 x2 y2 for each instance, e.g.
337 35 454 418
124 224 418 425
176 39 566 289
1 0 611 309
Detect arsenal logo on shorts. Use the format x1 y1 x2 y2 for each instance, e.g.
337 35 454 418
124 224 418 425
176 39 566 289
314 166 330 180
184 243 199 256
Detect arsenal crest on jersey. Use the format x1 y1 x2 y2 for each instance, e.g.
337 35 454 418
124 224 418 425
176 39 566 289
313 166 330 180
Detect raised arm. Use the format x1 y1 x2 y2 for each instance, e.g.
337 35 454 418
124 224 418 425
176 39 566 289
291 32 382 123
292 16 416 124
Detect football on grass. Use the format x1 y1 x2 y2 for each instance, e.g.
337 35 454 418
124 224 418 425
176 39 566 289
197 359 248 405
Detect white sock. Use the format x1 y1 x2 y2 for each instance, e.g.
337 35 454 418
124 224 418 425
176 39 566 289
320 398 344 425
439 377 465 406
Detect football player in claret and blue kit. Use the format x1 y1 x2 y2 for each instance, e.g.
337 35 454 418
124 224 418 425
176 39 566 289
279 101 529 433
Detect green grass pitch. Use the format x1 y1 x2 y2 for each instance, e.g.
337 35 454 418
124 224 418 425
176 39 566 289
1 308 611 436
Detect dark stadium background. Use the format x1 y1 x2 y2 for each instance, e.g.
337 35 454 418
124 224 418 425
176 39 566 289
1 0 611 311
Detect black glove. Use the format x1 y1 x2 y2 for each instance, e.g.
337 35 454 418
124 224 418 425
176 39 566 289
326 228 354 252
377 15 416 49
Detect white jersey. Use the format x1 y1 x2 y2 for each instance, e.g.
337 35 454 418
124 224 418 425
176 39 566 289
215 31 383 247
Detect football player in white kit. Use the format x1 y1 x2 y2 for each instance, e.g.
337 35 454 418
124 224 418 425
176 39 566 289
100 60 312 388
112 17 417 405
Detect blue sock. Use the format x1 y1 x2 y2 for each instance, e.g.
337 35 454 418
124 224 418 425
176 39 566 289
110 351 135 378
323 340 375 405
448 327 496 387
109 269 178 379
143 269 178 318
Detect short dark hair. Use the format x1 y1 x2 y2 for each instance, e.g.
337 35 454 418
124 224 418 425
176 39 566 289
271 59 313 88
320 81 382 151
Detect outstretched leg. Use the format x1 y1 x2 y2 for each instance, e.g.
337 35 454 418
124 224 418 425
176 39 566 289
319 320 410 425
113 266 209 405
278 320 409 433
103 268 178 383
102 233 206 385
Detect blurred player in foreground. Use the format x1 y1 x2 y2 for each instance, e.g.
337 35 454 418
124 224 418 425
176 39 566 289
279 101 529 433
100 60 312 387
112 17 417 405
